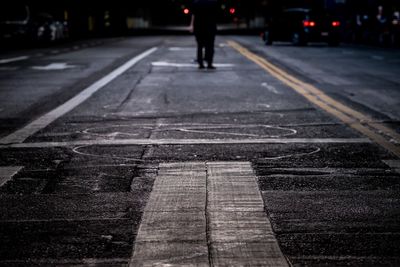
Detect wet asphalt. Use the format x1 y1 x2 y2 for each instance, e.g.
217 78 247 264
0 36 399 266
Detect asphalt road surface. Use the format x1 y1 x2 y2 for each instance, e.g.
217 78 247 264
0 36 399 266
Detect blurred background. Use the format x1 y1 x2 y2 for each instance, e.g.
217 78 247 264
1 0 399 47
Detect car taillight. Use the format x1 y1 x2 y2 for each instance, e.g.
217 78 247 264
332 21 340 27
303 21 316 27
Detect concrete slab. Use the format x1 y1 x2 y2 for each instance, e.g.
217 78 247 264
131 161 288 266
0 166 23 187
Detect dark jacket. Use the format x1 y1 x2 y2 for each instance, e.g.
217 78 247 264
192 0 218 34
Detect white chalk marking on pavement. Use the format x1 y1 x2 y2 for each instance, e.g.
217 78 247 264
0 166 23 187
262 82 281 94
0 138 371 149
0 47 158 145
152 61 235 68
0 56 29 64
261 147 321 160
130 162 289 266
31 63 78 70
72 145 145 162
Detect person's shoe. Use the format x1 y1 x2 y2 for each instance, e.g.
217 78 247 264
199 64 205 69
207 65 216 70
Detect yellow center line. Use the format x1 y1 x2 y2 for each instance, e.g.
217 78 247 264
228 40 400 158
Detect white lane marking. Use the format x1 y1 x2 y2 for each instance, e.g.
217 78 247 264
0 138 371 149
262 82 281 94
31 63 78 70
0 56 29 64
0 166 23 187
130 162 289 266
0 47 158 145
168 47 195 51
152 61 235 68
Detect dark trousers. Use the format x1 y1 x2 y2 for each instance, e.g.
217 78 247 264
195 33 215 66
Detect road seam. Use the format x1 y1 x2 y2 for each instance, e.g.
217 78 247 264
228 40 400 158
0 138 371 149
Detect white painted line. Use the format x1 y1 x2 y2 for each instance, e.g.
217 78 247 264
0 166 23 187
168 47 194 51
262 82 281 94
0 56 29 64
0 138 371 149
0 47 158 145
152 61 235 68
130 162 289 266
31 63 78 70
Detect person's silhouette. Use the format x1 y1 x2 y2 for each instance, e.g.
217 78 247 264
190 0 218 69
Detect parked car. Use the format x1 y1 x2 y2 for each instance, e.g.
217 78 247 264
262 8 341 46
0 4 67 44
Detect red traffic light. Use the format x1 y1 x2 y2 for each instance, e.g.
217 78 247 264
229 8 236 14
183 8 190 15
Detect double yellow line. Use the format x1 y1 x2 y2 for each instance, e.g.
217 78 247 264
228 40 400 158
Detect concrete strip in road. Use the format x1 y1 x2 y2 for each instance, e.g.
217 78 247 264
383 160 400 174
0 138 371 149
130 162 209 266
0 47 158 145
130 162 289 266
0 166 23 187
207 162 288 266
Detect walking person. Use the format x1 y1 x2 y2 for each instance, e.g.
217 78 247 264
190 0 218 69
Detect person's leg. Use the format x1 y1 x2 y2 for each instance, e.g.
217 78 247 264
205 34 215 69
195 35 205 69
